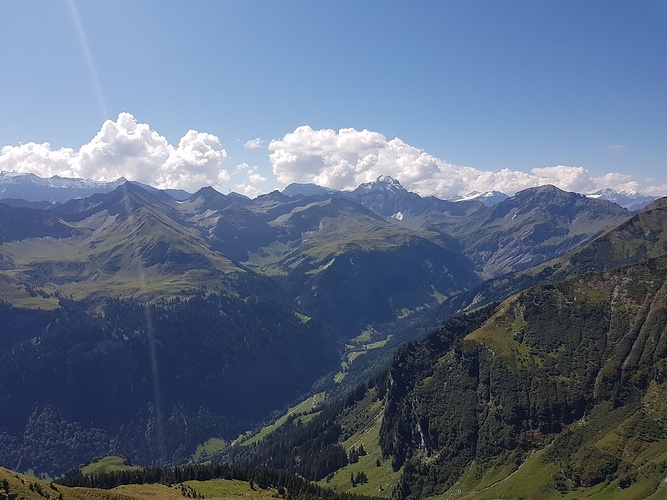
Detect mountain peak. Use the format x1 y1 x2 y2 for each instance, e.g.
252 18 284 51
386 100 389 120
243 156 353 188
513 184 573 201
375 175 404 189
282 182 337 197
354 175 406 194
454 190 508 206
585 188 659 211
182 186 231 213
192 186 224 199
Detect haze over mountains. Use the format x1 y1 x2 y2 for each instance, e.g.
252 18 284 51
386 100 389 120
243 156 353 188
1 170 667 498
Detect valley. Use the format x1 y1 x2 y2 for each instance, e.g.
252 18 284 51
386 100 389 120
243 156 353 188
1 174 667 499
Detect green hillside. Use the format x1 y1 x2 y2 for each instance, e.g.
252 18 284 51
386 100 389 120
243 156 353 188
237 255 667 499
381 256 667 498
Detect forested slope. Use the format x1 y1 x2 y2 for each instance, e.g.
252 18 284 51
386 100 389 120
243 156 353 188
0 288 338 476
382 255 667 498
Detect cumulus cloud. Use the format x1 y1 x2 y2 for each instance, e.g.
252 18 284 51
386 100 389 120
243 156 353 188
243 138 265 149
269 126 655 197
0 142 76 178
2 119 661 199
232 162 267 188
0 113 230 193
160 130 229 192
234 183 263 198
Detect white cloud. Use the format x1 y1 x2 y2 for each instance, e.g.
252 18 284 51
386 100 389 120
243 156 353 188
243 138 265 149
606 144 627 152
233 162 252 175
160 130 229 192
0 142 75 178
0 113 230 193
269 126 658 197
75 112 173 184
234 183 263 198
644 184 667 196
2 120 662 198
232 162 266 185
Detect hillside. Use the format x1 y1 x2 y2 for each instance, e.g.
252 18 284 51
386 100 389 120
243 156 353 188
0 183 241 306
0 464 378 500
381 255 667 498
442 194 667 317
237 255 667 499
442 185 631 277
230 193 667 497
0 290 339 476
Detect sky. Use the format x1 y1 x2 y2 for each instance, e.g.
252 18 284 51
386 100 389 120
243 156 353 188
0 0 666 199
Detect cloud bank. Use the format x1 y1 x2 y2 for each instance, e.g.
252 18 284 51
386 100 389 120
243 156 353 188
0 113 229 193
1 117 664 198
269 126 665 197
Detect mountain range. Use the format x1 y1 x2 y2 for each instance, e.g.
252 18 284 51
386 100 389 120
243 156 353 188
1 170 660 210
1 171 667 499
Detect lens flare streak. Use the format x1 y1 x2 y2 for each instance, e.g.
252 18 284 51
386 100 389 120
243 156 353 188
66 0 108 119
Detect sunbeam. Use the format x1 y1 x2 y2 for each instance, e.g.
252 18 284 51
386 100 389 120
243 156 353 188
66 0 108 119
119 182 167 465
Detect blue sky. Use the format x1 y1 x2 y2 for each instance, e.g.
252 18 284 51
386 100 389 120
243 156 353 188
1 0 666 197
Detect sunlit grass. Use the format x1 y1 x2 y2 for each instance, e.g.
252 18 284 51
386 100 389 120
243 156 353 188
317 401 400 498
82 456 139 475
234 392 326 446
190 438 227 462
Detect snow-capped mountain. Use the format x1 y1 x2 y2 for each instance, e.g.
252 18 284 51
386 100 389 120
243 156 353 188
453 190 508 206
353 175 406 194
0 171 128 203
0 171 190 203
585 188 659 211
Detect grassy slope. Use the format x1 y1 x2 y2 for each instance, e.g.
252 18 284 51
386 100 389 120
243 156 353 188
191 438 228 462
316 398 402 498
232 392 326 447
114 479 278 499
0 467 280 500
0 467 137 500
81 456 140 476
0 198 241 307
431 443 667 500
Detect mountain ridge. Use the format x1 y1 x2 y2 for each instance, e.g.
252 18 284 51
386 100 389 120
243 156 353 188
1 170 660 210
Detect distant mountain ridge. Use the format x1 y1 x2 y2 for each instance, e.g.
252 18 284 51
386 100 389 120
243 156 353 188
1 170 660 210
0 171 191 203
0 178 635 310
585 187 660 211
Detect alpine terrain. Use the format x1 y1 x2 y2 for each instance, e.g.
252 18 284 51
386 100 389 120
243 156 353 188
2 173 666 500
